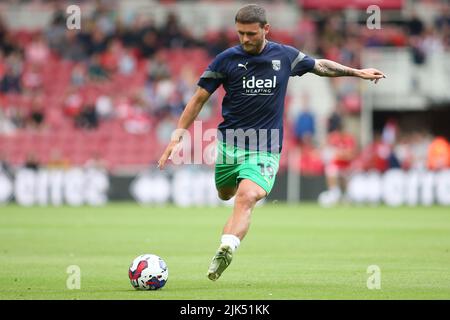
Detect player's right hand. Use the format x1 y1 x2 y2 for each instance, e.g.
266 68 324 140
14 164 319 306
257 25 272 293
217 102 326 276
157 141 181 170
357 68 386 84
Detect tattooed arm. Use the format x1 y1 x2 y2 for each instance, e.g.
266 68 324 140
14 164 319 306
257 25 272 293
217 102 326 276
311 59 386 83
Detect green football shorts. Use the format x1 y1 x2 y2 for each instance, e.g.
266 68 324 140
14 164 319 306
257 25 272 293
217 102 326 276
215 141 280 195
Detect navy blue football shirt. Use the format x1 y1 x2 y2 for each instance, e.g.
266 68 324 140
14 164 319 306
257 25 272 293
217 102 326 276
197 41 315 153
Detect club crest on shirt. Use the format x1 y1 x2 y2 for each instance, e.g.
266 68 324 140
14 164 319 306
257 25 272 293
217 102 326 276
272 60 281 71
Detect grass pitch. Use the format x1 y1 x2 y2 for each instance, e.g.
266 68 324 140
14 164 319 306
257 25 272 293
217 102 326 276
0 203 449 300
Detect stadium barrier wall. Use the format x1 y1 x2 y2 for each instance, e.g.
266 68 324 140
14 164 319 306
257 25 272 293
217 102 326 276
0 168 449 207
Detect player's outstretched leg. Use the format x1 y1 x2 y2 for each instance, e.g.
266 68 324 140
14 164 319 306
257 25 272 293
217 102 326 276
207 179 266 281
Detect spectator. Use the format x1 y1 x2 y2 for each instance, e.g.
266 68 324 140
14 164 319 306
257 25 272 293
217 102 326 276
87 27 109 56
5 105 25 130
0 108 17 134
22 63 43 93
47 149 70 170
0 152 12 176
45 13 67 54
321 125 357 203
297 139 324 176
434 3 450 32
115 95 133 120
71 63 87 86
293 94 315 144
421 26 445 56
24 152 40 171
387 148 402 169
326 104 343 134
394 134 413 170
123 111 151 135
410 131 432 170
120 15 147 49
25 33 50 66
177 66 198 106
427 136 450 171
63 88 83 119
352 133 390 173
207 30 230 57
146 52 171 83
61 31 87 62
153 76 177 117
100 40 121 74
0 67 21 93
84 151 107 172
118 47 136 75
76 103 99 130
139 30 159 58
406 11 424 36
160 12 186 48
92 1 117 36
88 53 109 81
0 52 23 93
95 94 114 120
121 93 151 134
410 35 427 65
382 118 398 146
156 114 177 144
27 95 46 130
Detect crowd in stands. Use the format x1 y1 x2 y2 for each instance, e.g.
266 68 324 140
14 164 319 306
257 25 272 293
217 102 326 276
0 0 450 173
287 1 450 176
294 109 450 178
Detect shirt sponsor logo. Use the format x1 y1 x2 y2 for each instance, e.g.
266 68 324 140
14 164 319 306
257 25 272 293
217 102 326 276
242 76 277 95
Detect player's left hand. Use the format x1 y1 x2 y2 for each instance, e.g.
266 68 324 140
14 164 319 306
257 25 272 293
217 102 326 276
157 140 182 170
357 68 386 84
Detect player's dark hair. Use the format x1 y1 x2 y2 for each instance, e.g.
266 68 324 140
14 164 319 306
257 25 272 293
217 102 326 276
235 4 267 27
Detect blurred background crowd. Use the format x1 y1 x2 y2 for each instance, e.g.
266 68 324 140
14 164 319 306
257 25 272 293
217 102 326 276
0 0 449 180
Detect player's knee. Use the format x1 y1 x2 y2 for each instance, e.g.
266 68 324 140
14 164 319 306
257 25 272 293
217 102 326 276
236 188 265 205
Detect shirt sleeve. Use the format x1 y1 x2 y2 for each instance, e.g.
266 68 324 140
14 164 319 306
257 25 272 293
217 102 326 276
283 45 316 77
197 55 227 94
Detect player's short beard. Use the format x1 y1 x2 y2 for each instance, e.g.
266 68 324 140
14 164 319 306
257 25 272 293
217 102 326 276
242 37 265 55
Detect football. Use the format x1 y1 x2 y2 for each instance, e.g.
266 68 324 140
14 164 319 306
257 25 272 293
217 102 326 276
128 254 169 290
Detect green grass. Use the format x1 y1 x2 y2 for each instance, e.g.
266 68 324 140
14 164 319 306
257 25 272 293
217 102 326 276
0 203 449 299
